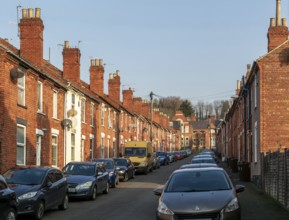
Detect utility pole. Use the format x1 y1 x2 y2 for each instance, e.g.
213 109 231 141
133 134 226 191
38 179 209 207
149 91 154 142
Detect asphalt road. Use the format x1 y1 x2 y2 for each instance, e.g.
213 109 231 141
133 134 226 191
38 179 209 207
35 156 192 220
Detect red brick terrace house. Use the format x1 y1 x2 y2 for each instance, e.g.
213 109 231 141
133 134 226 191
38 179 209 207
216 0 289 186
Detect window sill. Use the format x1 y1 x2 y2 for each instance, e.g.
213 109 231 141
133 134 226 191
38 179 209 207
17 104 27 109
52 117 60 121
37 111 46 116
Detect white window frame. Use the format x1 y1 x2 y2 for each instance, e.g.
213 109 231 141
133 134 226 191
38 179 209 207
37 81 43 112
52 135 58 166
108 108 112 128
101 135 105 158
254 121 258 163
18 75 25 106
90 103 94 127
17 124 26 165
101 104 105 126
36 135 41 166
71 133 75 161
71 93 76 109
53 90 58 119
81 99 86 123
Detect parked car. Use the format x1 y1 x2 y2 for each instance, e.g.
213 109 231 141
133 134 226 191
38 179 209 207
167 152 176 163
2 166 68 220
92 158 119 188
113 158 135 181
174 151 183 160
154 167 245 220
62 162 109 200
0 175 18 220
153 152 161 169
191 157 216 164
156 152 170 165
179 163 218 169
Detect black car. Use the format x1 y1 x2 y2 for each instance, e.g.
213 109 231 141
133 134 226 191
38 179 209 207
62 162 109 200
0 175 18 220
2 166 68 220
92 158 119 188
113 158 135 181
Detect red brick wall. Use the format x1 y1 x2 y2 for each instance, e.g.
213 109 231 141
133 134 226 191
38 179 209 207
108 74 120 103
90 60 104 95
122 89 133 111
258 43 289 152
63 46 81 84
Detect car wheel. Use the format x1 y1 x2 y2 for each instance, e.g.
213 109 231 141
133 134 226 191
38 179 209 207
58 194 69 210
3 208 17 220
34 201 45 220
90 186 97 200
111 178 117 188
144 167 149 175
103 182 109 194
123 172 129 182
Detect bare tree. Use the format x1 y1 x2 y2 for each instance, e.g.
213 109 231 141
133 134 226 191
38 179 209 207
213 100 222 118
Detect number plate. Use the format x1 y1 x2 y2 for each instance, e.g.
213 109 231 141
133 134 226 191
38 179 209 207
68 188 76 193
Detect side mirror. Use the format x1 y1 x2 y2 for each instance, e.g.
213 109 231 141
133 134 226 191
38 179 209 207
153 188 163 196
235 184 245 193
46 181 52 188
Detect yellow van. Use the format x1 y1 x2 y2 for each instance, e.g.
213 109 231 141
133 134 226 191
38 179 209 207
123 141 154 174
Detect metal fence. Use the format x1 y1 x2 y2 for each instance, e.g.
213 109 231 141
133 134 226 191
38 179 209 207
262 149 289 209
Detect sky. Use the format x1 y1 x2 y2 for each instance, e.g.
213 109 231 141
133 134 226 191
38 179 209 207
1 0 289 104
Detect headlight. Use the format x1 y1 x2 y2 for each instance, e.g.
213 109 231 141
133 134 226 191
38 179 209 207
76 181 93 190
109 172 114 177
157 200 174 215
18 192 37 200
118 170 125 174
140 162 148 166
224 198 239 213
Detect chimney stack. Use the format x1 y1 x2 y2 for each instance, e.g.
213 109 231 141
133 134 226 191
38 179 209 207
90 58 104 95
122 88 133 111
62 41 81 83
19 8 44 67
268 0 289 52
142 100 151 119
133 97 143 114
108 70 121 102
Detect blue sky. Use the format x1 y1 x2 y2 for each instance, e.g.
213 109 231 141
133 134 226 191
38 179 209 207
1 0 288 104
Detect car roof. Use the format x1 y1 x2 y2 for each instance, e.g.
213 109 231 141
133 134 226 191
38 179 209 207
173 167 225 174
93 158 113 161
180 163 218 169
66 161 98 166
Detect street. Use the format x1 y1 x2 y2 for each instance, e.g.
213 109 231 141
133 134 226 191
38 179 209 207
36 157 191 220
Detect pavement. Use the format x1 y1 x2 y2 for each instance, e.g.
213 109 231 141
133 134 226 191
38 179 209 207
219 161 289 220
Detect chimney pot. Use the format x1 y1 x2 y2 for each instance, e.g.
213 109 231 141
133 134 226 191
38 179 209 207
22 9 28 18
95 59 99 66
99 59 103 66
65 41 69 48
270 18 276 27
35 8 41 18
90 59 95 66
282 18 287 26
116 70 120 76
28 8 34 18
109 73 113 79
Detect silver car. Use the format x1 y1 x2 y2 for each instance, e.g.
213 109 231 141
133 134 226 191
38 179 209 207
154 167 245 220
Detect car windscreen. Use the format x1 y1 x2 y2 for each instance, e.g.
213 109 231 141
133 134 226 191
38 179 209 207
113 159 127 166
94 160 114 169
124 147 146 157
63 164 95 176
156 152 166 156
166 170 231 192
3 168 46 185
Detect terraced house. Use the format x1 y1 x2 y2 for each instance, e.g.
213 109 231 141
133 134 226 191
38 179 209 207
0 7 177 172
216 0 289 186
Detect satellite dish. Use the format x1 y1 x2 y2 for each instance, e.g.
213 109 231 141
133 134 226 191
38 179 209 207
67 108 77 117
10 66 26 80
61 119 72 128
71 117 78 128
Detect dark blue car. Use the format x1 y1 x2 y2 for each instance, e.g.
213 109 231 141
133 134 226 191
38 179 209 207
62 162 109 200
92 158 119 188
156 151 170 165
2 166 68 220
